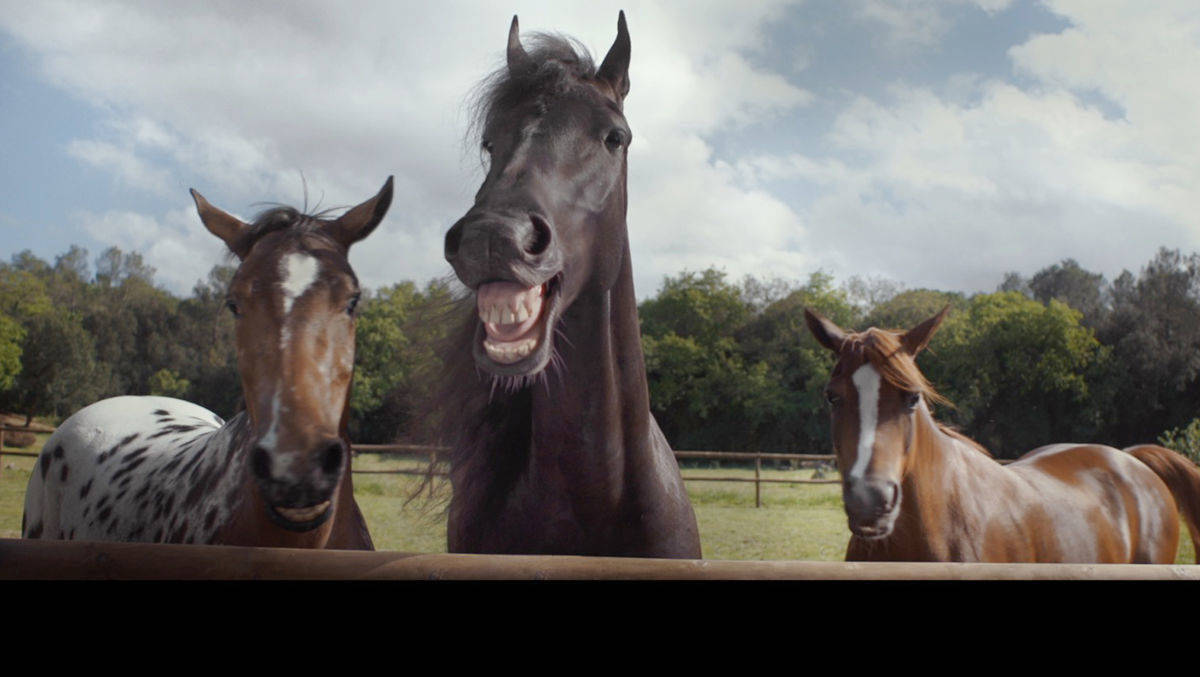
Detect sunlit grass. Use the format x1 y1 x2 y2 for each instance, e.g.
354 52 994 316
1 450 1194 564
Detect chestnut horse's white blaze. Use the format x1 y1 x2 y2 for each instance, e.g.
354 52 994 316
850 363 881 481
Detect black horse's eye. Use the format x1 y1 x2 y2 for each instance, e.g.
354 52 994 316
481 140 494 154
604 128 627 151
225 299 240 317
903 391 921 410
347 293 361 316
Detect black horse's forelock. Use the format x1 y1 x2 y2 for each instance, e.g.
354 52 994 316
467 32 598 147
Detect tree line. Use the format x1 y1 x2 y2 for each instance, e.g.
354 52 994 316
1 244 1198 461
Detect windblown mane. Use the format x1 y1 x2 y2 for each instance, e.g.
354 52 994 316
468 33 598 144
843 327 993 458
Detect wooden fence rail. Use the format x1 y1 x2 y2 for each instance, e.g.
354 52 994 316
1 538 1196 580
3 430 1016 508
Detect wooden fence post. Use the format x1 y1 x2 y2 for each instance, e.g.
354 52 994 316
755 454 761 508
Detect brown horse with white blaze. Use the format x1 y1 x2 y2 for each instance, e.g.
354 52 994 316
804 306 1200 563
22 178 392 549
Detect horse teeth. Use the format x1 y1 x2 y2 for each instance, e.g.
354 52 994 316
502 308 516 324
515 306 530 322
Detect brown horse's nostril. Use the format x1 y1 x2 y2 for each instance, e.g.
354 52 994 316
320 441 345 476
444 221 464 261
527 213 553 256
251 447 272 481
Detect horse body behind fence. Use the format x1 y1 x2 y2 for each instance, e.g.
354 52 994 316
437 13 701 558
22 178 394 549
805 306 1200 563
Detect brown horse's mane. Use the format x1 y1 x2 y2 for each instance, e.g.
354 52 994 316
844 327 992 459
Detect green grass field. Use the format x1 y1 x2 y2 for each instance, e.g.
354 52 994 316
3 442 1195 563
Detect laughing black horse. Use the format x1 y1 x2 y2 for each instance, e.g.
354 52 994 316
438 13 701 558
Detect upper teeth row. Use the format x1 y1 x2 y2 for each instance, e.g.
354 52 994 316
480 304 531 325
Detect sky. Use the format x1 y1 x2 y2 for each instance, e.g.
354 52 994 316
1 0 1198 300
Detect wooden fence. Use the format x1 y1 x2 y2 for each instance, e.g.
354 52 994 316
1 538 1196 580
349 444 841 507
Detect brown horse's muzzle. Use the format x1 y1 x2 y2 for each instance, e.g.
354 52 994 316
249 439 345 532
843 477 901 539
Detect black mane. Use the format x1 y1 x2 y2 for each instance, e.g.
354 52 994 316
468 33 598 143
232 205 344 257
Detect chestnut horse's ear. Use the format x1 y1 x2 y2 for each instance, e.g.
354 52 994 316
506 15 531 72
328 176 394 248
597 10 631 101
804 308 848 353
191 189 251 260
902 305 951 356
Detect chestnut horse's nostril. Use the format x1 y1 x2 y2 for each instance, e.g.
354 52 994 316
251 447 272 481
527 213 553 256
320 441 345 477
444 222 463 261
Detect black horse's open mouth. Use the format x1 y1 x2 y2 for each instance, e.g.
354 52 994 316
267 500 333 532
472 274 561 376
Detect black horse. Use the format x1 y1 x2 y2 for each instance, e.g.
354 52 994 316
438 12 701 558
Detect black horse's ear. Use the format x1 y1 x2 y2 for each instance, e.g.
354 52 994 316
506 15 531 72
597 10 631 101
901 305 950 356
805 308 848 353
329 176 394 248
191 189 251 260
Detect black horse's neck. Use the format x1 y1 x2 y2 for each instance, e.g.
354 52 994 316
447 240 701 557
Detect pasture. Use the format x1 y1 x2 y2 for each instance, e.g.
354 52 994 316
3 434 1194 563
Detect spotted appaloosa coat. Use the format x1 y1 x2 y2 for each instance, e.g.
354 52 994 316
22 395 251 544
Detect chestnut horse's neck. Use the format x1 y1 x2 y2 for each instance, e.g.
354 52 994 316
852 402 1003 561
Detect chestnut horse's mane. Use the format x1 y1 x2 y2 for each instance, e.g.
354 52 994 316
843 327 992 459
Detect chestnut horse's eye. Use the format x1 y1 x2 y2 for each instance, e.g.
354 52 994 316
225 299 241 318
347 293 361 316
604 128 627 151
903 391 921 410
825 389 841 406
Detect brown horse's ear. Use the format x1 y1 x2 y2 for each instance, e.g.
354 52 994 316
901 305 950 356
804 308 848 353
328 176 394 248
597 11 631 101
191 189 251 259
506 15 531 72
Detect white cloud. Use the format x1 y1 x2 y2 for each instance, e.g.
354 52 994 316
0 0 813 297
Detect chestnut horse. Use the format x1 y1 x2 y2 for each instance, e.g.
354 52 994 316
438 13 701 557
22 178 393 549
804 306 1200 563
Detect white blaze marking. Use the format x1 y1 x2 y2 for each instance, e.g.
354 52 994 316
851 363 881 481
279 252 319 316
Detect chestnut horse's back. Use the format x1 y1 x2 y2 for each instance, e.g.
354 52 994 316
1125 444 1200 563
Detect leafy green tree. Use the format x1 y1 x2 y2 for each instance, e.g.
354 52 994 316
0 314 22 391
921 292 1107 457
148 368 191 399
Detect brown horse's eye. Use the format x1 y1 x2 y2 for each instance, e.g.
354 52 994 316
903 391 921 410
347 293 361 316
825 389 841 406
225 299 241 318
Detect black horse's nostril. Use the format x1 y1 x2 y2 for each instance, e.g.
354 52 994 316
320 441 345 476
527 213 553 256
444 221 463 261
251 447 272 481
